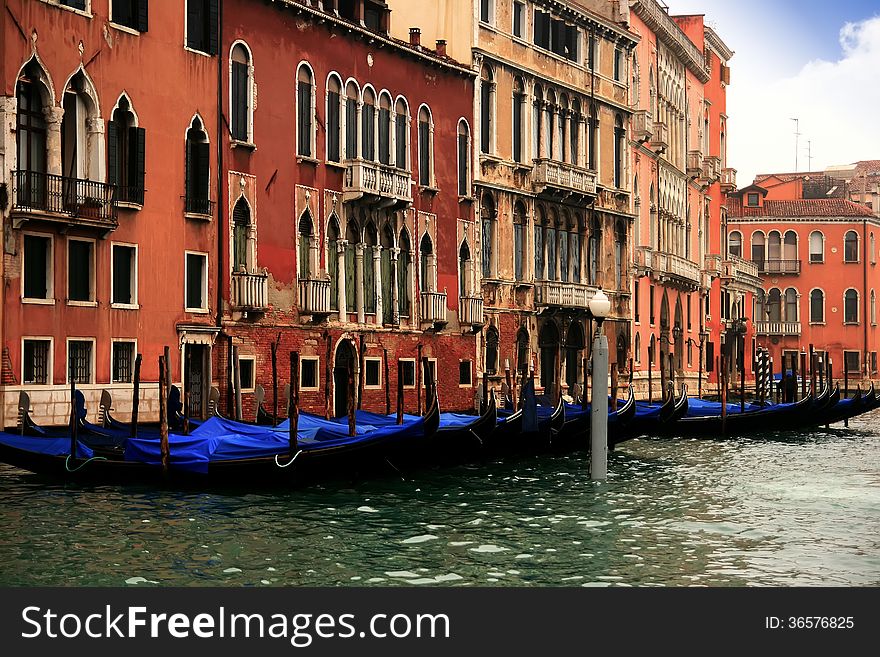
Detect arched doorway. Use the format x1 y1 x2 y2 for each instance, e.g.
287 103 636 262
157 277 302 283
334 339 357 418
539 322 560 394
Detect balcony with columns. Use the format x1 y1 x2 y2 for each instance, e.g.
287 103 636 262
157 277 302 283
754 320 802 337
653 252 702 289
343 159 413 207
722 255 762 290
231 268 269 312
298 277 332 317
534 280 599 310
702 155 721 183
704 253 723 276
420 290 448 327
687 150 704 178
632 110 653 143
650 121 669 153
720 167 737 192
532 159 597 201
459 296 484 329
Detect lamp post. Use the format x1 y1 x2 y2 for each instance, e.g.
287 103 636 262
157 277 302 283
589 288 611 482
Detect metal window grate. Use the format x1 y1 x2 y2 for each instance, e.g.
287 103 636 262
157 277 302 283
24 340 50 385
69 341 92 384
112 342 134 383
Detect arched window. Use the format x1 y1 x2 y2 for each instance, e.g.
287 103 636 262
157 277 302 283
783 230 797 262
62 70 103 184
345 81 360 159
649 334 656 366
16 61 49 209
512 78 526 163
457 119 470 196
588 217 600 285
485 326 499 375
516 328 530 374
418 106 433 185
784 287 797 321
344 220 359 312
614 114 625 188
767 288 782 322
545 90 556 160
233 197 251 273
751 231 765 267
588 104 598 171
231 43 252 143
615 220 626 290
532 85 543 161
362 87 376 161
634 332 641 364
872 233 876 264
754 289 765 321
728 231 742 257
546 208 558 281
534 206 545 280
326 74 342 163
480 64 494 154
873 289 877 325
809 231 824 263
420 233 434 292
844 231 859 262
297 64 314 157
459 240 472 298
570 99 581 166
810 289 824 323
571 214 583 283
185 116 210 215
558 95 568 163
327 216 340 311
559 211 570 283
398 229 411 317
513 201 526 281
844 289 859 323
481 193 495 279
298 211 314 279
108 95 145 204
381 224 395 324
378 92 392 165
395 98 409 170
768 231 781 262
363 222 377 314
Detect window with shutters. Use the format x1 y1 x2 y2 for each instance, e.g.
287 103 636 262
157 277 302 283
111 243 137 307
363 223 378 314
297 63 315 158
420 233 434 293
545 209 557 281
418 106 433 186
186 0 218 55
534 206 545 280
844 288 859 323
362 88 376 162
67 339 94 384
67 238 94 304
481 193 495 278
327 216 340 311
395 98 409 170
614 114 625 188
298 212 314 280
615 220 626 290
23 234 53 302
513 2 525 38
457 119 470 197
381 224 395 324
185 252 208 312
108 95 145 206
844 230 859 263
23 339 52 385
513 202 526 281
111 340 135 383
398 228 411 318
479 0 493 24
512 78 525 164
345 221 359 312
185 115 211 216
62 72 104 190
480 65 494 155
459 240 472 298
345 82 360 160
807 289 824 323
231 43 253 144
232 198 252 273
111 0 148 32
378 93 392 166
16 63 48 201
844 350 860 374
326 74 342 163
588 104 598 171
588 217 600 285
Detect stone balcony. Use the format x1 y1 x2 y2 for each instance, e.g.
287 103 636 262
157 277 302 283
650 121 669 152
11 170 118 235
534 280 599 310
231 269 269 312
754 320 802 337
632 110 653 143
720 167 737 192
702 155 721 182
459 296 484 328
298 278 331 317
703 253 723 276
722 255 762 291
343 159 412 207
655 252 702 289
687 150 704 178
532 158 597 200
754 259 801 275
420 290 448 327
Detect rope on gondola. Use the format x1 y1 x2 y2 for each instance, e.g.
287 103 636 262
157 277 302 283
467 429 484 447
64 454 107 472
383 457 406 481
274 450 303 468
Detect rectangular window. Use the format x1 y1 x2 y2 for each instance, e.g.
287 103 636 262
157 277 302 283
186 0 218 54
345 97 358 159
872 352 877 373
395 112 407 170
61 1 87 9
327 90 341 162
231 60 249 142
687 295 692 330
421 359 437 388
238 357 255 391
111 341 135 383
613 48 623 81
67 239 94 303
112 244 137 306
512 95 522 163
185 252 208 311
747 193 759 207
844 350 860 374
400 359 416 388
514 221 524 281
649 285 655 324
533 9 550 49
513 1 524 38
634 280 640 322
378 106 391 165
23 339 51 385
587 34 596 69
365 358 382 389
23 234 52 300
418 119 431 185
300 357 319 391
112 0 148 32
479 0 491 23
68 340 93 384
459 360 472 386
565 25 579 62
458 131 469 196
298 80 312 157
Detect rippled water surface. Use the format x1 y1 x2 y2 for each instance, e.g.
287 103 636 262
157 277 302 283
1 412 878 587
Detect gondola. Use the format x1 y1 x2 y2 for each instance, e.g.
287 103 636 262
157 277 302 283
818 383 879 426
612 384 689 446
551 386 637 450
490 393 565 454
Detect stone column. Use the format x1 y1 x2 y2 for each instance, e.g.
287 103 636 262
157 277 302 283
309 234 320 278
337 239 348 323
86 116 105 182
355 242 365 324
374 245 383 324
391 247 400 326
43 106 64 176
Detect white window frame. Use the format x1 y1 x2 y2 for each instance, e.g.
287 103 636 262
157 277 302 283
66 337 96 385
420 357 438 389
108 0 143 35
364 357 383 390
295 61 318 162
238 354 256 392
110 241 139 309
809 287 826 325
184 250 209 313
325 72 344 165
229 40 255 147
66 236 97 306
512 1 526 39
21 337 54 386
843 288 860 324
457 118 472 198
479 0 494 25
300 356 320 392
399 358 417 390
184 0 215 58
110 338 138 384
22 231 55 305
417 104 435 188
459 359 473 388
40 0 92 19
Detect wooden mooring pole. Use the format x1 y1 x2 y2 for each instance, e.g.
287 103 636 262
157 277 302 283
131 353 142 438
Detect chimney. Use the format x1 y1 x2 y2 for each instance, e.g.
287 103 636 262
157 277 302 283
435 39 447 57
409 27 421 47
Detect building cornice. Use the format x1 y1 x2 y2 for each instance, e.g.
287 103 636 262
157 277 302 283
728 216 880 227
543 0 639 48
629 0 710 82
704 26 734 62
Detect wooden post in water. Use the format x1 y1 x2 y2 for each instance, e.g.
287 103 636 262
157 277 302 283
800 350 808 399
582 357 589 411
347 346 356 437
554 344 562 405
610 363 618 411
416 344 423 415
817 355 823 392
384 348 391 415
396 360 404 425
158 353 170 475
131 353 142 438
289 352 299 457
659 347 668 403
69 375 78 463
324 332 333 419
271 336 279 426
233 345 242 421
504 360 513 409
357 334 365 410
720 351 727 435
183 346 191 435
226 335 235 417
740 353 746 413
482 371 489 414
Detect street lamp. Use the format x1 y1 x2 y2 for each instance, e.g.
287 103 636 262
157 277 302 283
589 288 611 482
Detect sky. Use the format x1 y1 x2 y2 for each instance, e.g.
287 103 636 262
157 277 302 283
660 0 880 186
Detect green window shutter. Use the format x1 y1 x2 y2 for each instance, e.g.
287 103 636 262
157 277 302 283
137 0 149 32
129 127 145 204
107 120 118 187
208 0 219 55
345 244 356 312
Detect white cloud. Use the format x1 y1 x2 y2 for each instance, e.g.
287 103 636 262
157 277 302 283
729 15 880 185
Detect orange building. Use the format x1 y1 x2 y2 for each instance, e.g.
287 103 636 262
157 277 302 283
726 184 878 384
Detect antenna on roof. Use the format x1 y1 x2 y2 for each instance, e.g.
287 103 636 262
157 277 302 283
806 140 813 172
790 118 801 171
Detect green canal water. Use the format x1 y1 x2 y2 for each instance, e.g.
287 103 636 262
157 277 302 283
1 412 878 587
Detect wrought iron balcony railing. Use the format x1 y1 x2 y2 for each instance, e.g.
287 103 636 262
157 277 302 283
12 170 117 230
184 196 215 217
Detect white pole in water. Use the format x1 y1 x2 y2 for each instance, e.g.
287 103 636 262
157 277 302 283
589 289 611 481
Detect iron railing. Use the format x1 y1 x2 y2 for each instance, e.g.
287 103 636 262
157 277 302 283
13 170 117 226
184 196 215 216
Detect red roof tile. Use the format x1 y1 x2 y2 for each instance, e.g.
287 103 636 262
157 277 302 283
725 197 874 218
